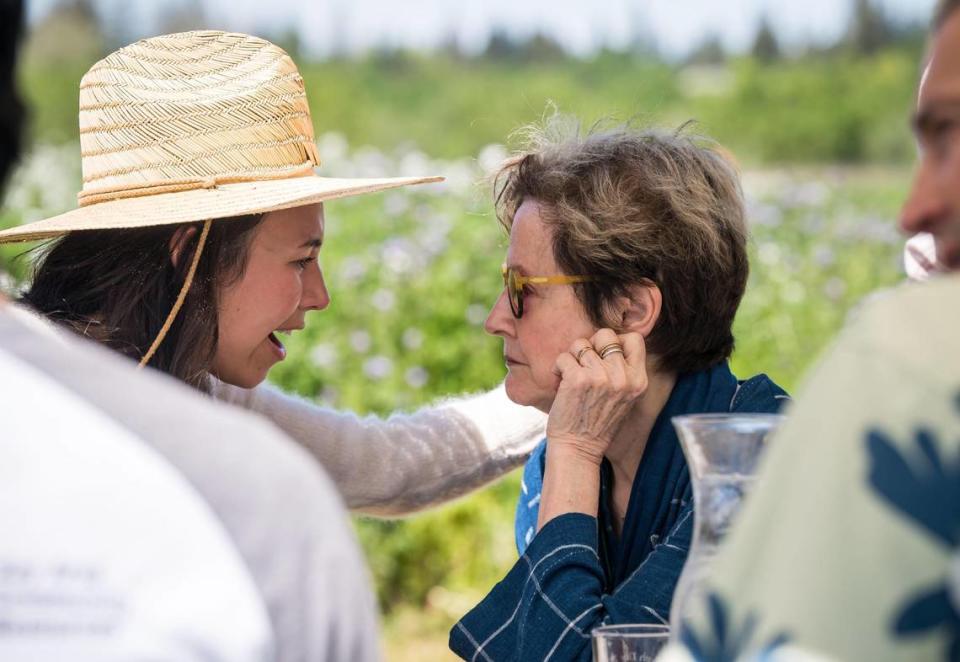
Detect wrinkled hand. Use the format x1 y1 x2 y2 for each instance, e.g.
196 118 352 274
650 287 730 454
545 328 648 465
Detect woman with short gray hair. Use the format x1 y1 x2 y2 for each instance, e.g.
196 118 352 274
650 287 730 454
451 119 789 661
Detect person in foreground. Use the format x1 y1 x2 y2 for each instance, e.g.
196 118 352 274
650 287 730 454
1 289 381 662
0 30 546 520
0 14 377 662
449 121 789 661
658 2 960 660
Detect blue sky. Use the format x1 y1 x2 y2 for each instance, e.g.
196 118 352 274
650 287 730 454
29 0 938 59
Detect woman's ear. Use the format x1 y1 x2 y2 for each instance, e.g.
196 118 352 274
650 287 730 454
617 281 662 337
168 226 198 269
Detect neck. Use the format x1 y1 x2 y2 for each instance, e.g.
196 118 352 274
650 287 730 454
604 367 677 486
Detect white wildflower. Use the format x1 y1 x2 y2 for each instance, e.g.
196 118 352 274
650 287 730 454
340 257 368 283
402 327 424 350
309 343 338 369
349 330 372 353
381 238 417 275
478 143 508 175
405 366 429 389
465 304 487 326
383 192 411 218
363 355 393 380
823 277 847 302
371 288 396 312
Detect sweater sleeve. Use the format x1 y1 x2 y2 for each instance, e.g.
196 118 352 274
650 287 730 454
211 380 547 516
450 508 691 661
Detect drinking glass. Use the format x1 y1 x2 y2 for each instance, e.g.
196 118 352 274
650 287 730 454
592 624 670 662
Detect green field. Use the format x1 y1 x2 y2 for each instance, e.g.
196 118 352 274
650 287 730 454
1 37 919 660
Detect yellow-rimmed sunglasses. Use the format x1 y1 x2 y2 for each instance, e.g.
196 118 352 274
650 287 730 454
501 264 594 319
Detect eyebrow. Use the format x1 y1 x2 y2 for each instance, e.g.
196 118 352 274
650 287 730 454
300 238 323 249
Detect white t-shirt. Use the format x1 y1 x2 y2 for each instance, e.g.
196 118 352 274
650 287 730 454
0 345 273 660
0 305 380 662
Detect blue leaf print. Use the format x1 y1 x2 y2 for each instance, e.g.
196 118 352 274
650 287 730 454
680 591 789 662
708 592 729 652
865 402 960 661
866 428 960 548
895 587 958 634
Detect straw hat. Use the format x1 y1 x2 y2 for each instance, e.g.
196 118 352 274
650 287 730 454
0 30 442 244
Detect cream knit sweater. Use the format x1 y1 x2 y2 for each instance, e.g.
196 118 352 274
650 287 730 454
212 381 547 517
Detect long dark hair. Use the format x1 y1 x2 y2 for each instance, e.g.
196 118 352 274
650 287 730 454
21 215 264 390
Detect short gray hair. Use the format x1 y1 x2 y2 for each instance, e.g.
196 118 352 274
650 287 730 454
493 118 749 374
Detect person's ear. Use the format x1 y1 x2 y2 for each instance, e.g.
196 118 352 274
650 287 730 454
617 281 662 337
168 225 198 269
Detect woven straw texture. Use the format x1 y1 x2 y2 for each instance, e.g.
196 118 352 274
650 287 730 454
78 30 320 201
0 30 441 244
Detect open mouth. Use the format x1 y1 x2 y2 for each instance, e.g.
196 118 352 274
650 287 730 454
268 332 285 351
267 327 302 359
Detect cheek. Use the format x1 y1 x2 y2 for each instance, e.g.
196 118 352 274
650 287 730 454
515 332 566 388
236 269 301 318
217 271 300 347
521 324 595 385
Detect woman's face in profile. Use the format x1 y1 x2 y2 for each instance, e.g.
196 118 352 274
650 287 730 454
485 198 596 413
212 203 329 388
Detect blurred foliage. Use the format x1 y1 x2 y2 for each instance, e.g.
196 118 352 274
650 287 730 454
16 38 924 164
0 137 910 632
2 7 922 656
692 53 920 164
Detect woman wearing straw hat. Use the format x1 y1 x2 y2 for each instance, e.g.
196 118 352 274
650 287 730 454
0 30 545 516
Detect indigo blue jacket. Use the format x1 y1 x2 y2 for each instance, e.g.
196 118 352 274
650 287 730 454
450 362 788 661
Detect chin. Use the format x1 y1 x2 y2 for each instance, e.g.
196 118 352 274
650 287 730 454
213 364 271 390
504 373 554 413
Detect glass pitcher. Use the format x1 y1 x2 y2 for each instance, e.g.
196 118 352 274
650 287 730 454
668 413 784 638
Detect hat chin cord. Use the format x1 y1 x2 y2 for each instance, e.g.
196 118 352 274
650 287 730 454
138 219 213 369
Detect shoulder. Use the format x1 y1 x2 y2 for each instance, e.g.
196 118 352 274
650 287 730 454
0 305 362 582
770 276 960 453
840 275 960 373
731 374 790 413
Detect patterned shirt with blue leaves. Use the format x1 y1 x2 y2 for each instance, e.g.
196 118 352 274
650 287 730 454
660 275 960 662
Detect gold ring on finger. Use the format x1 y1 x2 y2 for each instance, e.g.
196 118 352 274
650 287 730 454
575 346 594 363
599 343 624 359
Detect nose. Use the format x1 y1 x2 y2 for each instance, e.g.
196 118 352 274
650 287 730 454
900 158 948 237
301 262 331 312
484 289 516 338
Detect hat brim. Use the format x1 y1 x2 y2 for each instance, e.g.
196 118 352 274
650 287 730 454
0 174 443 244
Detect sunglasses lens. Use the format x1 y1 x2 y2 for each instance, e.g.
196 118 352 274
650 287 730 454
507 268 522 318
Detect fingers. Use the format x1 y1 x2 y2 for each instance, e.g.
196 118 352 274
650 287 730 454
590 328 625 364
553 350 582 378
568 338 602 369
560 329 646 385
617 332 645 369
616 331 648 394
546 328 649 459
588 328 647 395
